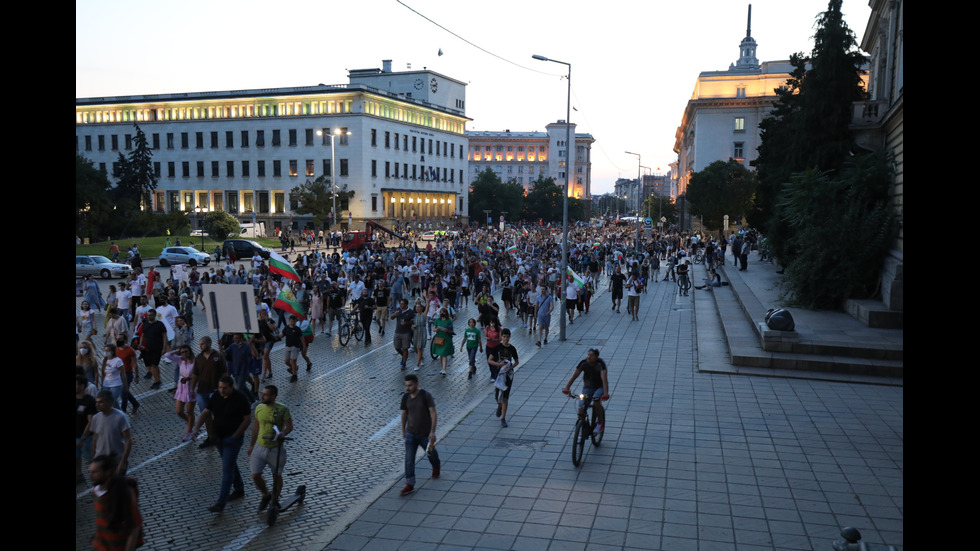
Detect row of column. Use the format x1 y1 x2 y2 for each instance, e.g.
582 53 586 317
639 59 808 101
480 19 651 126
383 191 458 220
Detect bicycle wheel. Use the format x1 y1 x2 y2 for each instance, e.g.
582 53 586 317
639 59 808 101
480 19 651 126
591 405 605 447
353 320 364 341
571 418 586 466
338 318 351 346
678 275 691 293
430 338 438 360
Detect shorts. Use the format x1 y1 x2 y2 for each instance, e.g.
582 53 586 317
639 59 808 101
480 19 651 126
565 299 577 311
394 332 412 350
612 289 623 300
285 346 300 360
537 315 551 328
628 295 639 310
250 443 287 476
142 349 162 367
329 308 342 322
578 387 604 410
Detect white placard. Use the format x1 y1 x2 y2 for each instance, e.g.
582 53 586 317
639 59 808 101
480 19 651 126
202 284 257 334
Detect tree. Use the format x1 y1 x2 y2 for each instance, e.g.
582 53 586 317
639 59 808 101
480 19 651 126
685 160 757 231
641 193 678 227
522 176 563 222
111 123 157 212
202 210 241 241
751 0 868 257
594 194 628 217
289 175 352 229
76 154 114 240
468 168 525 223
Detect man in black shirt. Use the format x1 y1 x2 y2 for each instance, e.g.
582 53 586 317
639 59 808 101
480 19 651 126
609 266 626 314
354 289 377 346
281 316 305 382
193 375 252 512
562 348 611 413
138 309 169 389
325 282 344 337
390 299 414 370
399 374 440 496
487 329 519 428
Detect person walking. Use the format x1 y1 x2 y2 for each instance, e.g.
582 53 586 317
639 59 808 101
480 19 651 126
80 389 133 476
87 455 144 551
248 384 293 512
459 318 483 380
488 328 519 428
192 375 251 513
399 374 440 496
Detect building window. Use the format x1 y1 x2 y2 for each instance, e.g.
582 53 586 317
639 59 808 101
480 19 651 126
736 86 746 98
196 132 204 149
168 162 175 178
288 129 297 146
384 161 390 178
320 128 331 145
225 131 233 148
323 159 331 176
274 192 284 214
340 128 349 145
180 133 188 149
371 195 378 212
305 128 314 146
340 159 349 177
210 132 219 148
371 129 377 147
733 142 744 159
258 191 270 214
403 135 408 150
272 130 281 146
289 160 298 177
111 135 119 150
394 133 399 150
241 130 249 148
153 162 160 178
196 161 205 177
412 137 417 152
98 135 106 151
371 159 378 177
394 163 399 178
211 161 219 177
182 162 189 177
384 131 390 148
242 160 250 177
166 133 174 149
273 160 282 177
151 134 159 149
306 160 314 177
256 131 265 147
734 117 745 132
257 160 265 177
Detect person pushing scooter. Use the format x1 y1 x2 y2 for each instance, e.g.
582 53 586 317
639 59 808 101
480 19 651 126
248 385 294 512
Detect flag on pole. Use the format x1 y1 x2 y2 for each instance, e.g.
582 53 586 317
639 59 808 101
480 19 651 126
506 242 517 255
273 287 306 320
269 251 301 283
484 245 493 254
522 227 529 236
567 267 586 288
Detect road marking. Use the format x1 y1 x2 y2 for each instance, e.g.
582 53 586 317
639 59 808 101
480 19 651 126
312 345 389 381
76 438 197 500
221 524 266 551
369 415 401 441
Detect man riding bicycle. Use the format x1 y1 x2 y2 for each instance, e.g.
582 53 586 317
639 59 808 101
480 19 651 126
562 348 611 433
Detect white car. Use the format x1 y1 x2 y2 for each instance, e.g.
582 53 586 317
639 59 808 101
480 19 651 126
76 255 133 279
158 246 211 266
420 231 437 241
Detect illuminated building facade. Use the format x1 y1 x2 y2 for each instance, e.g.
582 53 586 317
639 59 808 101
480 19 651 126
75 60 471 232
673 7 792 203
466 121 595 200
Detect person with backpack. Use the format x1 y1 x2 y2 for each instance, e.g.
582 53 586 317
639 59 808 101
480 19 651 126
399 374 440 496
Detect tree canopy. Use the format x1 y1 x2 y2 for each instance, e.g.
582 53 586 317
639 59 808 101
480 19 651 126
289 175 352 228
201 210 241 241
522 175 584 223
685 160 757 231
468 168 525 223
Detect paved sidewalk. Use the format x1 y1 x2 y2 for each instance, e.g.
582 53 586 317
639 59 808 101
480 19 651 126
323 270 904 550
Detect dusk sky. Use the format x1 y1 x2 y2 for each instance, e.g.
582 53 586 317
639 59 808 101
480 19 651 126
76 0 871 195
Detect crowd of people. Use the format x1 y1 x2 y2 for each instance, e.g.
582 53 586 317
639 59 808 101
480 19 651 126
77 220 757 545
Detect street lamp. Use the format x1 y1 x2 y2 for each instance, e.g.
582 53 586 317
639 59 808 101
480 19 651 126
533 53 572 342
316 128 351 232
626 151 641 252
194 206 207 251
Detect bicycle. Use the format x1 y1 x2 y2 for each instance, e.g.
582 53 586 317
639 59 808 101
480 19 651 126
564 391 605 466
337 308 364 346
693 249 705 264
677 270 692 296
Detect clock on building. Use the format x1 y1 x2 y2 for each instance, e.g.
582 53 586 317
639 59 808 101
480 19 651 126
430 78 438 93
414 78 424 90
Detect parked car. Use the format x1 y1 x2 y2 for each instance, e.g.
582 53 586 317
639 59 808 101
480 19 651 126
222 239 271 262
159 246 211 267
76 255 133 279
420 231 437 241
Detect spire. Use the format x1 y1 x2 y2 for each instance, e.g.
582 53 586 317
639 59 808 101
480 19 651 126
731 4 759 70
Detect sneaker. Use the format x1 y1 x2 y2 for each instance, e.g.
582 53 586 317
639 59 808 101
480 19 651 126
501 418 508 428
432 468 440 479
290 374 298 382
495 404 501 417
207 503 225 513
131 404 139 415
467 371 473 380
325 332 331 336
229 489 245 501
414 365 421 371
306 361 313 371
399 484 414 496
401 363 407 370
441 370 447 377
182 432 191 442
258 493 272 512
544 339 548 345
198 437 214 449
536 341 541 347
150 382 161 390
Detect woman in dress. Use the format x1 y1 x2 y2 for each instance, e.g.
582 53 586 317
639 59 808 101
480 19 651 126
411 302 428 370
83 275 105 311
163 344 197 441
445 275 459 312
431 307 454 377
78 300 98 341
309 287 324 334
76 340 100 389
103 285 118 330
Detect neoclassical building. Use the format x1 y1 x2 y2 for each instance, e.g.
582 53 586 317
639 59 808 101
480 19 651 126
75 60 472 232
466 121 595 200
673 8 793 202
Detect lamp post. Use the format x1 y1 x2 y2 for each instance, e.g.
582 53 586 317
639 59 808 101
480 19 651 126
533 53 572 342
625 151 641 253
317 128 351 231
194 206 206 251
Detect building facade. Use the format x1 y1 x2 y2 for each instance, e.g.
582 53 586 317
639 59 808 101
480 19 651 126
75 60 472 233
855 0 903 312
673 8 793 204
466 121 595 199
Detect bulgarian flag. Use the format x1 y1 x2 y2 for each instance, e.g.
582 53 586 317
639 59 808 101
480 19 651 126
522 227 529 236
566 267 586 288
484 245 493 254
273 287 306 320
506 242 518 255
269 251 301 283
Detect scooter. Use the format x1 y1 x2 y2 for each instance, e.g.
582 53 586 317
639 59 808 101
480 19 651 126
265 436 306 526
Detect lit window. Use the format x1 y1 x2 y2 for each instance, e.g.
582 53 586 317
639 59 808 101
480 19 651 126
734 117 745 132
